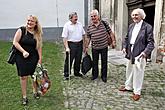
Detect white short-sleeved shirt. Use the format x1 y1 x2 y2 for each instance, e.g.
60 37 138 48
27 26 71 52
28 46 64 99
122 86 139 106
61 21 85 42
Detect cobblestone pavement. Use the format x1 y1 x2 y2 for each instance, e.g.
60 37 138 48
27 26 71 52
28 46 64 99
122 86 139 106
62 55 165 110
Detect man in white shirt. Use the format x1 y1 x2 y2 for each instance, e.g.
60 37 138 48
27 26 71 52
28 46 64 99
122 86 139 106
62 12 85 80
119 8 154 101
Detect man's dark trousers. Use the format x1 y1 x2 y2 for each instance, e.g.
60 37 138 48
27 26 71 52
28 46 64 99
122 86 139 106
91 47 108 79
64 41 83 77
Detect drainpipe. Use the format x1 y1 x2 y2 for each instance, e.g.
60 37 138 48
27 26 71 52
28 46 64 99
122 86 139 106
84 0 88 29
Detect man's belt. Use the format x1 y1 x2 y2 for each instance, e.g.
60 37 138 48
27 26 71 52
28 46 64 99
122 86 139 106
68 40 83 44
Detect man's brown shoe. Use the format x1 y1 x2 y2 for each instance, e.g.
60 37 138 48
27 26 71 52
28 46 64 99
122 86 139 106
119 86 133 92
132 94 140 101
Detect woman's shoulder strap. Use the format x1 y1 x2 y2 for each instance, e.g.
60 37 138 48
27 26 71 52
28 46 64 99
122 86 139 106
19 26 26 36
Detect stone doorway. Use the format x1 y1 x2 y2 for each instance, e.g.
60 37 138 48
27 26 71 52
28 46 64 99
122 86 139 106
126 0 156 60
93 0 100 12
127 0 156 25
143 6 155 27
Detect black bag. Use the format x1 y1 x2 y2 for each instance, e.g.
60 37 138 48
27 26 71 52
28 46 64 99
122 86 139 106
7 45 17 65
81 53 92 75
7 26 26 65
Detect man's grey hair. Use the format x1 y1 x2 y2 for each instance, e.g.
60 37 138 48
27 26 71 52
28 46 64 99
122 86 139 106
90 9 99 16
69 12 77 20
132 8 146 19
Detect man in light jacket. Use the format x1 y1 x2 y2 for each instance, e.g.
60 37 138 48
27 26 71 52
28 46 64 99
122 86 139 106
119 8 154 101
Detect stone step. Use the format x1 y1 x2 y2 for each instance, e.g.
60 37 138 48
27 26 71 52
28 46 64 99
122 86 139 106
108 50 128 66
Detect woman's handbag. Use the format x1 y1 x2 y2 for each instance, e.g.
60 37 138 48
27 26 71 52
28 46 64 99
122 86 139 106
7 26 26 65
33 64 51 95
7 45 17 65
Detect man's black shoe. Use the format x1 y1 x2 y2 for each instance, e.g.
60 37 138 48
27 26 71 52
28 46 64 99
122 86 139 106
64 72 69 77
74 73 83 77
64 77 69 80
102 77 107 83
91 77 97 80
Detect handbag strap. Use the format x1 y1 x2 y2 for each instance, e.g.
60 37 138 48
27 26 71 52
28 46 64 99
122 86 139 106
16 26 26 43
101 20 110 35
20 26 26 36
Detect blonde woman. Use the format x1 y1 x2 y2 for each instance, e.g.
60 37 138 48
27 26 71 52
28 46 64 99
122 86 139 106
13 15 43 105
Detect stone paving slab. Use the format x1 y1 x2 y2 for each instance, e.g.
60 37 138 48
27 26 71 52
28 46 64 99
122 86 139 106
62 51 165 110
108 50 128 66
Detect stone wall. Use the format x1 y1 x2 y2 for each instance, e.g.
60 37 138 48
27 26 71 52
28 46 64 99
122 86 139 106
100 0 128 50
158 0 165 62
0 27 63 42
160 0 165 42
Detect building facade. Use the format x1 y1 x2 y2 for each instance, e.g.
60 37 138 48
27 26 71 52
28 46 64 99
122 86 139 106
1 0 165 61
0 0 88 41
91 0 165 62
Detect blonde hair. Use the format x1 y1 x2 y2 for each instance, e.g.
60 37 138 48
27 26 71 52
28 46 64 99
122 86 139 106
27 15 43 49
